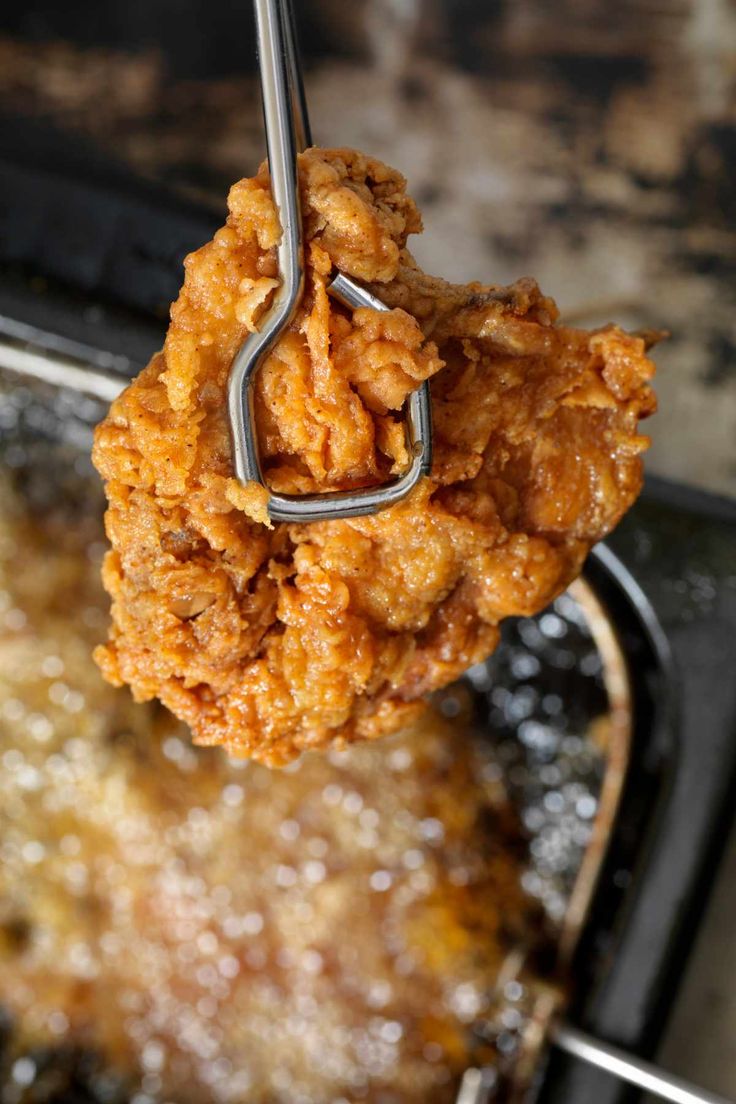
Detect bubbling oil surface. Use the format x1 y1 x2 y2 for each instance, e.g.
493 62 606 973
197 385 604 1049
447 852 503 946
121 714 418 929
0 374 610 1103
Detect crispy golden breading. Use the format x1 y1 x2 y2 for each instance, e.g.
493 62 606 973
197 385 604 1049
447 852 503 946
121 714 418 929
93 148 656 765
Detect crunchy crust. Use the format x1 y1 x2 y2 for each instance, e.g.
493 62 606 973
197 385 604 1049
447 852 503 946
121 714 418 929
93 147 656 765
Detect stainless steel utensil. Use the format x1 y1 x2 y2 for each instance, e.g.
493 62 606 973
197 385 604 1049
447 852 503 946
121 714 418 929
227 0 432 522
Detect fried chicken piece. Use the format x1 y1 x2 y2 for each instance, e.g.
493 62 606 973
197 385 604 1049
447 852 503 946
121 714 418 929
93 147 656 765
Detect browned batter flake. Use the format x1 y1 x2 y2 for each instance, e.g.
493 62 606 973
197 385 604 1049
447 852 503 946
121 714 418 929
93 147 656 765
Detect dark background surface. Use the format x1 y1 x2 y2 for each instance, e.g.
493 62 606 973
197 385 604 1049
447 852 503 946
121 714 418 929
1 0 735 494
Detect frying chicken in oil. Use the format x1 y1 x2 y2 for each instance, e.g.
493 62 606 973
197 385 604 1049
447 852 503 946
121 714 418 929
93 147 656 765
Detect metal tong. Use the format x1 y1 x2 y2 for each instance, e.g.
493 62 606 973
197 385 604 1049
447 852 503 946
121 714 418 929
0 0 432 524
227 0 432 523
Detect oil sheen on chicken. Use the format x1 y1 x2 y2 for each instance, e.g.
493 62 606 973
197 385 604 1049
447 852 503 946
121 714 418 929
93 148 656 765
